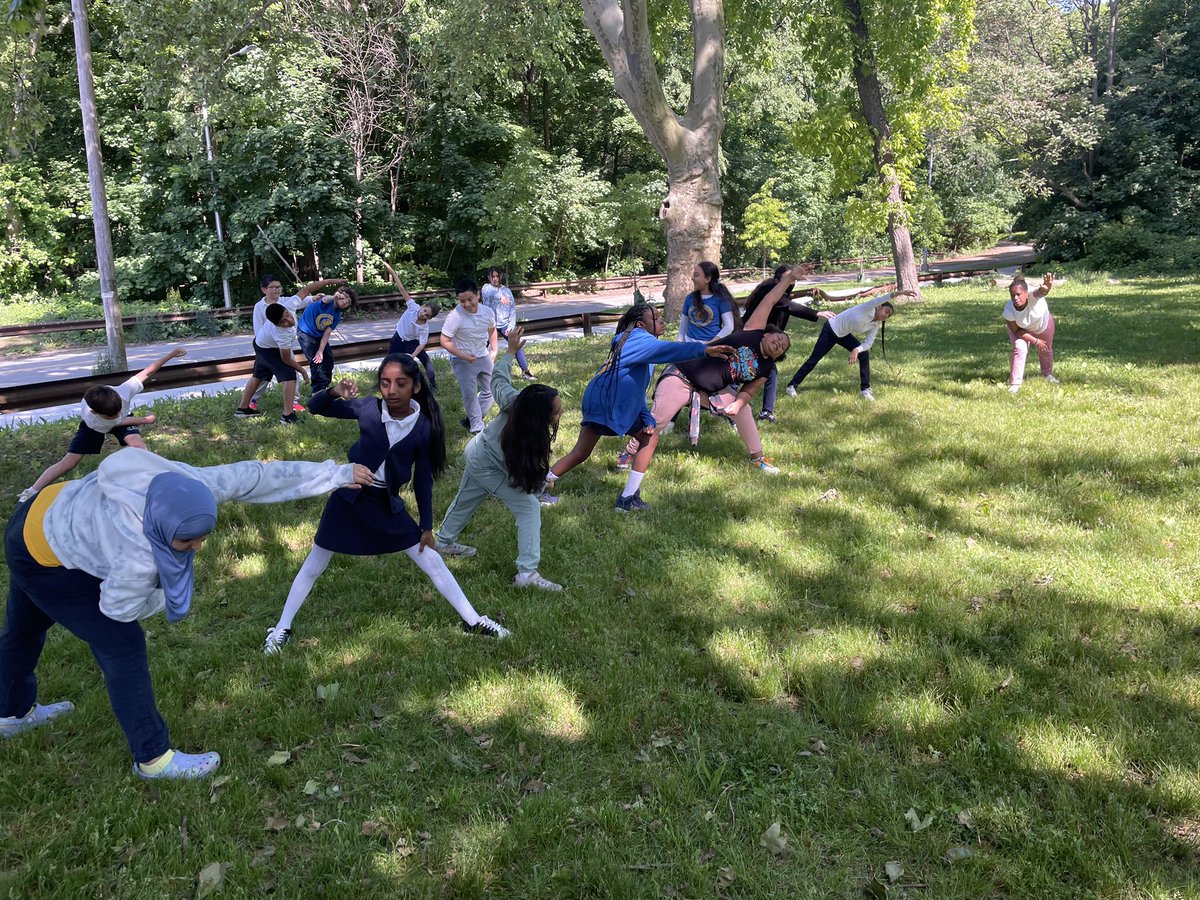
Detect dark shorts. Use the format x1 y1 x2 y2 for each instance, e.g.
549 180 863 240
313 487 422 555
67 420 142 455
252 342 297 382
582 412 653 438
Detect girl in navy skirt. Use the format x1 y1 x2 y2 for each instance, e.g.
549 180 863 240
264 354 509 653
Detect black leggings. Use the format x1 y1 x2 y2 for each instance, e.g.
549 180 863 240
787 322 870 391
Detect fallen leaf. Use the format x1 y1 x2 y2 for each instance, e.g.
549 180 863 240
996 675 1014 692
299 638 320 647
759 822 788 856
1119 641 1138 660
361 820 383 836
965 537 977 549
371 704 386 719
884 861 904 883
956 810 975 829
316 683 340 702
518 742 527 756
699 848 716 864
266 750 291 766
968 597 983 614
870 826 885 838
904 807 934 832
818 488 840 502
264 814 289 832
341 751 367 765
406 760 420 773
811 739 829 755
195 861 228 899
303 779 320 796
802 627 825 636
718 867 736 884
945 845 976 863
473 734 494 750
522 776 546 794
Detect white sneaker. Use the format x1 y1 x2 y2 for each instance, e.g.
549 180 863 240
435 539 477 557
514 570 563 592
263 627 292 655
1008 384 1020 394
749 456 781 475
463 615 511 639
1044 374 1060 384
860 388 875 401
785 385 798 398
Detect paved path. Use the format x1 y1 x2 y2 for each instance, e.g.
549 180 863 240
0 244 1033 428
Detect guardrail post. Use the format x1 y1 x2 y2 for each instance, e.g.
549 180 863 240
582 313 593 336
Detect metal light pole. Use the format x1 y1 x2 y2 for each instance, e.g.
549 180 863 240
71 0 127 370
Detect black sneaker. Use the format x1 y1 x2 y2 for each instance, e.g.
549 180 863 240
235 407 261 418
280 413 299 425
460 417 470 430
263 627 292 655
758 411 776 423
462 615 511 639
614 490 652 512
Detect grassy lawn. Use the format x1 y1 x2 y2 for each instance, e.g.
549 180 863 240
1 276 1198 898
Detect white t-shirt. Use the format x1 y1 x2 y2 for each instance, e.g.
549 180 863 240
395 299 431 344
441 305 495 358
832 295 890 351
1003 295 1051 334
253 295 302 331
254 317 296 350
79 375 143 434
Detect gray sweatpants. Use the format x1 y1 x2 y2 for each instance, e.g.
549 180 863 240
450 356 494 431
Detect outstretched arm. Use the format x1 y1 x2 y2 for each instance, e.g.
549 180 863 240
133 347 187 385
1033 272 1055 300
382 261 414 302
746 264 814 331
298 277 346 300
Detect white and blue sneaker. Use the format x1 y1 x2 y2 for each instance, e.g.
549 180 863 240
134 749 221 780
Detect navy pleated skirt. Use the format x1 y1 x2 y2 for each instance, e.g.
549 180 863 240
313 487 421 555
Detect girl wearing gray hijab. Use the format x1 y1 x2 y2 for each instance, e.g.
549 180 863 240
0 448 370 779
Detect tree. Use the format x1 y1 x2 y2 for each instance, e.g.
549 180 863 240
798 0 976 294
579 0 724 317
739 179 789 268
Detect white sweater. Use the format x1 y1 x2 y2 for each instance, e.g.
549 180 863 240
41 448 356 623
831 295 891 352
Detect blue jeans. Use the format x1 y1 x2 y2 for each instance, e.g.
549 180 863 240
788 322 870 391
761 368 778 414
1 501 170 763
298 330 333 394
388 336 437 389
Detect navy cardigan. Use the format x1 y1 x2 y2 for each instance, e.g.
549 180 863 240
308 390 434 531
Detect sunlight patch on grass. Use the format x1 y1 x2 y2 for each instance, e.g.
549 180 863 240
1015 720 1122 779
446 672 590 742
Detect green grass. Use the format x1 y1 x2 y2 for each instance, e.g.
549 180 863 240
1 276 1199 898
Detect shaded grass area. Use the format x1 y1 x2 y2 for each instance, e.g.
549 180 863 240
1 277 1198 898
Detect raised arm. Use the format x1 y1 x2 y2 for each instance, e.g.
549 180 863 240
1033 272 1055 300
382 261 414 302
133 346 187 385
492 326 526 408
745 264 813 331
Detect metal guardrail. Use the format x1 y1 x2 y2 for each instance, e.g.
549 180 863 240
0 266 997 414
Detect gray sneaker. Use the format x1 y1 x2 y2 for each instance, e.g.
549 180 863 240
435 539 477 557
514 570 563 592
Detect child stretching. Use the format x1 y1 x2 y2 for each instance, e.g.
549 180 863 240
441 279 498 434
235 304 310 423
264 353 510 654
544 303 732 509
435 326 563 591
383 260 439 388
296 286 357 394
21 346 188 501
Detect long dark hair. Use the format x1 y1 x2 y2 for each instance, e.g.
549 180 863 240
687 261 735 328
376 353 447 477
501 385 560 493
743 265 793 325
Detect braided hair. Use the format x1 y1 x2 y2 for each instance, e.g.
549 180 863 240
593 303 657 408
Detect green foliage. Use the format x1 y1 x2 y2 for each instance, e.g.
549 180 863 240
739 179 790 266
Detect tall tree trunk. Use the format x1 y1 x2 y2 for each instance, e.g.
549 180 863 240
843 0 920 296
354 156 365 283
1105 0 1119 94
581 0 724 319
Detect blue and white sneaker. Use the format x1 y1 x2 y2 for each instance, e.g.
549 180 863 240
0 701 74 738
614 490 652 512
537 491 560 507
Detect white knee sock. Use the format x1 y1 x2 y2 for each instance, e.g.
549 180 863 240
405 546 481 625
276 545 334 632
621 470 645 498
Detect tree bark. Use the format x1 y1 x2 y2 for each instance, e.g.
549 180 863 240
842 0 920 296
580 0 725 319
1104 0 1119 95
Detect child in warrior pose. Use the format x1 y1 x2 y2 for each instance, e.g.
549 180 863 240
615 265 807 508
543 303 732 509
435 326 563 591
441 279 498 434
383 260 439 388
296 285 357 394
740 264 832 422
784 289 916 401
1002 272 1058 394
264 353 510 654
2 447 372 778
21 346 188 501
235 303 310 423
245 272 346 413
482 266 536 380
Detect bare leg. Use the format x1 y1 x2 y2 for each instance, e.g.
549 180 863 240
549 425 604 480
238 377 262 409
